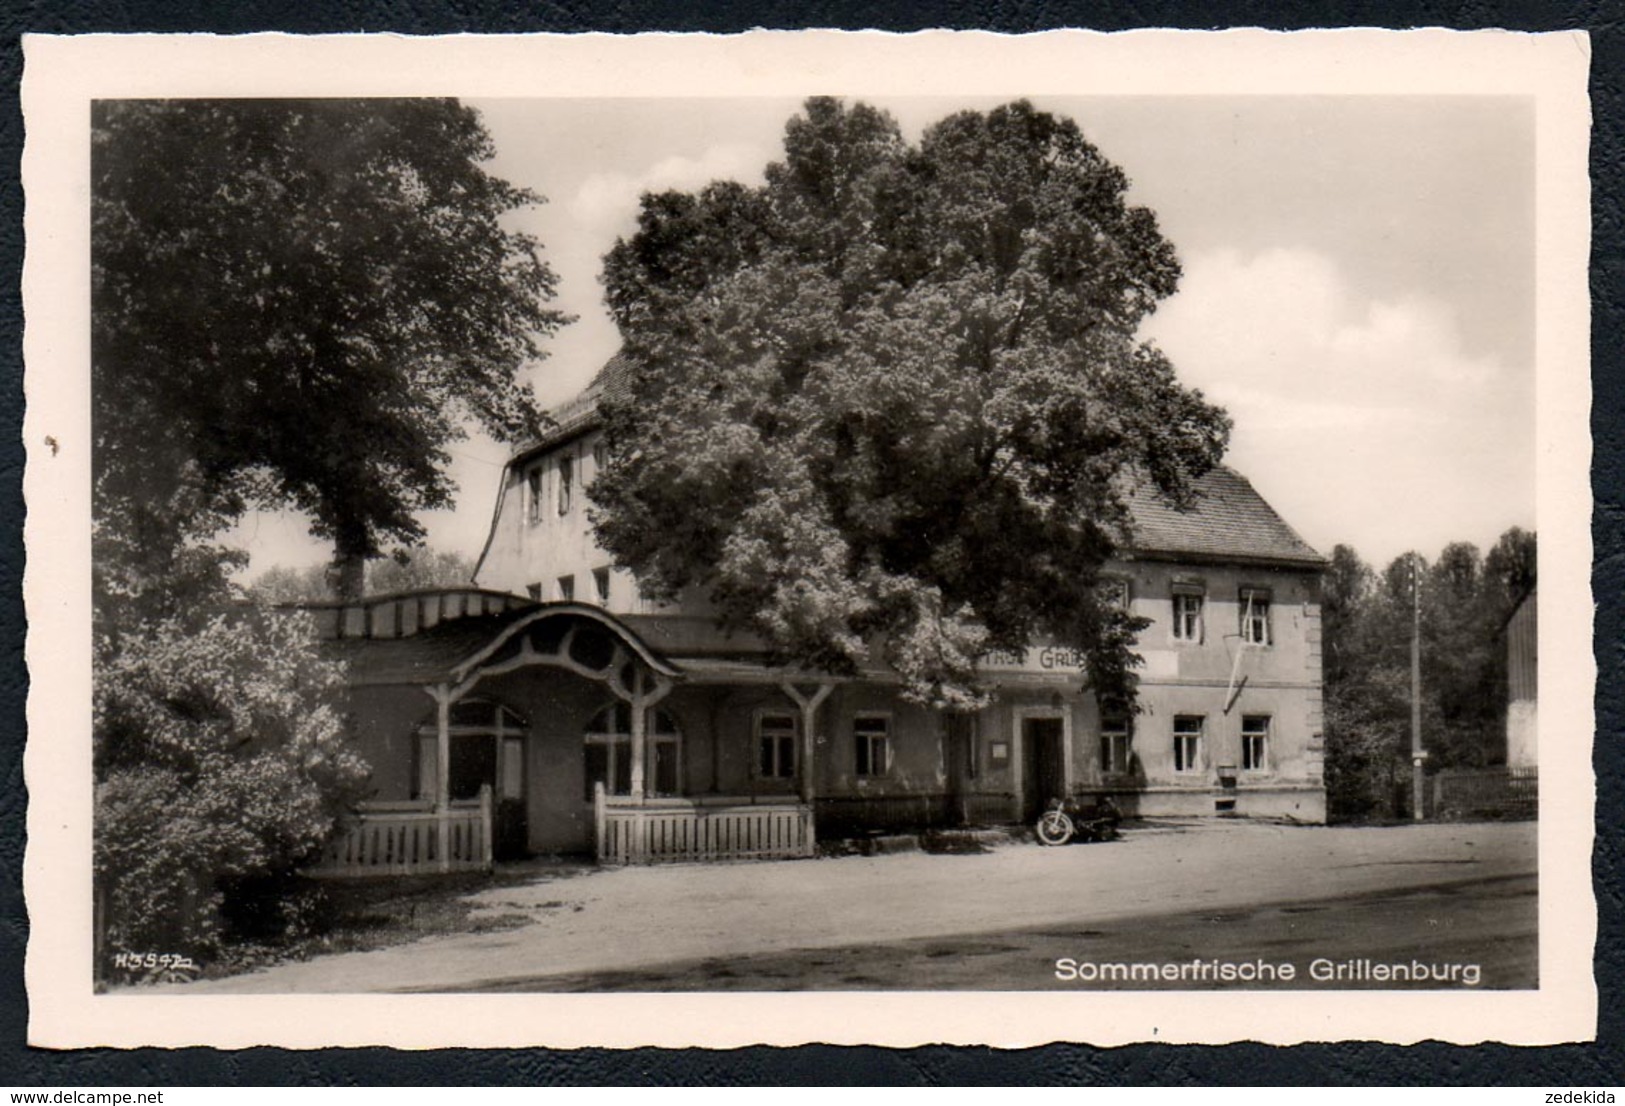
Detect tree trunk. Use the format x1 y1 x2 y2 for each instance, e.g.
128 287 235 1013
329 522 369 601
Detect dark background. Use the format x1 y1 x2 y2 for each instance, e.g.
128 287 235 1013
2 0 1619 1087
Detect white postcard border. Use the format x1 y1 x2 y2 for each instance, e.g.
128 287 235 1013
20 28 1596 1049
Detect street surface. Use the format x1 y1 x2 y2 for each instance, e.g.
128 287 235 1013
176 820 1536 993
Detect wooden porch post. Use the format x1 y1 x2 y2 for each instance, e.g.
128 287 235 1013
781 682 833 807
629 667 647 803
434 683 451 872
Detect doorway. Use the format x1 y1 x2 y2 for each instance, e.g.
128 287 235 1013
420 700 530 862
942 712 977 825
1021 715 1066 822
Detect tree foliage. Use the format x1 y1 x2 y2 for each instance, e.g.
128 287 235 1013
95 609 369 962
248 546 476 604
593 98 1229 708
1321 528 1536 820
92 98 568 598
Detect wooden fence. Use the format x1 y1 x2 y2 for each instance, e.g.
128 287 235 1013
594 785 815 864
310 787 493 877
1431 766 1537 819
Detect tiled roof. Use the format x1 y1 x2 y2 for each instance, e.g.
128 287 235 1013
515 352 635 461
1122 466 1325 568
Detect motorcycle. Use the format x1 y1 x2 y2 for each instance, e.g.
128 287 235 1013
1035 794 1121 846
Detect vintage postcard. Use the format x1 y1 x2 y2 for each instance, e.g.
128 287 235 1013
21 29 1594 1048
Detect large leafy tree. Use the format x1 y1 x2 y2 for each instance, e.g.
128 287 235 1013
593 98 1229 708
93 99 568 599
90 99 557 965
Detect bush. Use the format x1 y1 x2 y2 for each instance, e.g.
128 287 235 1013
94 608 369 964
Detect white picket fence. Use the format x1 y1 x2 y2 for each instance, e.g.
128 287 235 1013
594 785 815 865
311 787 493 877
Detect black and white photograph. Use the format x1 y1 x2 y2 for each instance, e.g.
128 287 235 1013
21 30 1594 1049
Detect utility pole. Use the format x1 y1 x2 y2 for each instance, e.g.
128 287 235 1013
1410 552 1427 820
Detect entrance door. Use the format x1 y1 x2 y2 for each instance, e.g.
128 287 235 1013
431 700 530 862
448 732 529 861
1022 716 1066 821
943 712 977 825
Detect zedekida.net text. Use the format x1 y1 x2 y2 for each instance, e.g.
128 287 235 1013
1053 957 1484 986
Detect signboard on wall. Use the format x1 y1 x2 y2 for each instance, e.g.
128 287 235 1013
976 645 1180 680
977 644 1088 676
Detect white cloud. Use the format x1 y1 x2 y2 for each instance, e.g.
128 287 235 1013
1140 247 1533 566
1144 247 1502 402
568 143 772 240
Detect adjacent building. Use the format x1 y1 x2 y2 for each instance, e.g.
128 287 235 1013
1505 587 1537 770
315 354 1328 872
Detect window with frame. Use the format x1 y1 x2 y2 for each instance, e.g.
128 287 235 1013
1241 715 1270 772
583 702 679 801
556 574 575 602
592 439 609 476
413 700 527 803
757 711 798 780
557 456 574 516
1100 711 1132 775
1172 590 1204 642
1173 714 1204 773
526 582 543 602
593 566 611 605
854 714 890 777
1098 577 1131 611
1240 588 1272 646
526 467 544 524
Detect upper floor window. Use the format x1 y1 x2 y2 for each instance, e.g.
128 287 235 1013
1241 715 1271 772
757 711 798 780
556 574 575 602
854 714 890 777
592 439 609 476
1098 577 1131 611
525 582 542 602
1173 714 1204 773
557 456 574 516
1240 587 1272 646
526 467 543 524
1172 589 1204 643
593 566 611 605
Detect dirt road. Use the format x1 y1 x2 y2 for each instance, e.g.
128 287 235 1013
178 820 1536 994
484 873 1535 991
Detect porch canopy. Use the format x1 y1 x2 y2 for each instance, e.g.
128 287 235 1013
309 590 852 867
310 591 686 871
329 592 683 803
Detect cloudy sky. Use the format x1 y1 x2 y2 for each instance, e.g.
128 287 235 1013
230 94 1536 577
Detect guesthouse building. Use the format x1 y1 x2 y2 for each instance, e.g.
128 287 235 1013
313 354 1328 873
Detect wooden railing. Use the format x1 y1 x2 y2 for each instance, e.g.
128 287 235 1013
959 791 1019 827
594 785 815 865
310 786 493 878
1431 765 1537 819
814 791 1019 836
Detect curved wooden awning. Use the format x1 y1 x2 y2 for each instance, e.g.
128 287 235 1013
447 603 680 705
